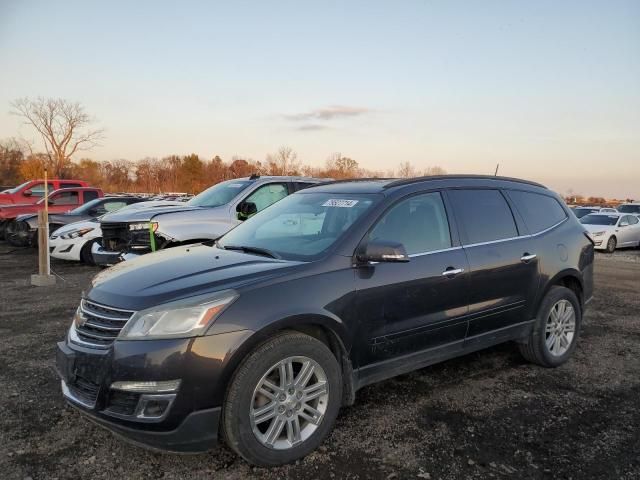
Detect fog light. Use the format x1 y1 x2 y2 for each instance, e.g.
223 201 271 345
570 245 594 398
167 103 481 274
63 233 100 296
110 379 181 393
134 394 176 420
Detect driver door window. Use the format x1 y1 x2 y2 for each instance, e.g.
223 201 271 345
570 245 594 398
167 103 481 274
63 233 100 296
244 183 288 213
369 192 452 255
29 182 54 197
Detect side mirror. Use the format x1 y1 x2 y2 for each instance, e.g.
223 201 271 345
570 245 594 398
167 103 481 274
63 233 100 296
89 208 106 217
23 189 32 197
236 201 257 220
619 221 629 227
358 240 410 264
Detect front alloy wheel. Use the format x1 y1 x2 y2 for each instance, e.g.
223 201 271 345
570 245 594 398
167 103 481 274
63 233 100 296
223 332 342 466
250 356 329 449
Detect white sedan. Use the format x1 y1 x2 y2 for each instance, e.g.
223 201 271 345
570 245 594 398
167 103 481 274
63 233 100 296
50 219 101 263
580 213 640 252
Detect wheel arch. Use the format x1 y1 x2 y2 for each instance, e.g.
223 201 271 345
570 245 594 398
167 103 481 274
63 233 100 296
220 314 356 407
538 269 585 313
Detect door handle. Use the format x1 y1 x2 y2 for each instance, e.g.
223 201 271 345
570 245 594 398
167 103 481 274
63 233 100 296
442 267 464 277
521 253 537 262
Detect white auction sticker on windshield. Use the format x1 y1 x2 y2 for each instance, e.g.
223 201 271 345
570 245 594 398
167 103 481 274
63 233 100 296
229 183 245 188
322 199 359 208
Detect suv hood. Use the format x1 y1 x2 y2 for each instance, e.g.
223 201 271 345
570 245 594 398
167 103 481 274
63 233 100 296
87 243 303 310
101 204 202 222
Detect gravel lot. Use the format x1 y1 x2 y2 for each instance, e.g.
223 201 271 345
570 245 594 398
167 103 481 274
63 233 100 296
1 245 639 479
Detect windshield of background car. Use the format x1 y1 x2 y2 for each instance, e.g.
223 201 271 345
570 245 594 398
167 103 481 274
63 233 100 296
574 208 599 218
187 180 252 207
218 192 379 260
617 205 640 214
4 181 30 193
68 198 102 214
580 214 618 226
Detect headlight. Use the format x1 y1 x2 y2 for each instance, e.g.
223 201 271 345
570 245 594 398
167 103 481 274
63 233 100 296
59 227 94 239
591 231 605 237
118 290 238 340
129 222 158 231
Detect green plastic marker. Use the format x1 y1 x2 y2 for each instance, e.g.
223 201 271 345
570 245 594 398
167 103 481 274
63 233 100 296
149 223 156 252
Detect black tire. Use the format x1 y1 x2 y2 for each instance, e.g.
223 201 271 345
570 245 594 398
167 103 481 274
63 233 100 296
80 240 96 265
222 331 342 466
605 236 616 253
519 286 581 367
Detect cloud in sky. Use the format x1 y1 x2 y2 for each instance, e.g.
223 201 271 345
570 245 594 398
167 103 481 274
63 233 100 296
284 105 371 122
296 124 330 131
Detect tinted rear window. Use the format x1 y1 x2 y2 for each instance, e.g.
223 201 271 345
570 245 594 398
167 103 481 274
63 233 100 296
508 190 567 234
448 189 518 245
618 204 640 214
84 190 99 202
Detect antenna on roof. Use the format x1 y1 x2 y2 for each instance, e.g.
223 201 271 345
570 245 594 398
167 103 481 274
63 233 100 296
494 164 500 176
249 173 260 180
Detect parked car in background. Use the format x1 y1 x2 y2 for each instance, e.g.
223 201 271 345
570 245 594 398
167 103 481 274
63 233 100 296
50 200 184 264
617 203 640 215
0 187 103 240
599 207 618 214
56 175 593 466
0 179 89 204
580 212 640 252
572 207 601 219
6 196 145 247
92 175 328 266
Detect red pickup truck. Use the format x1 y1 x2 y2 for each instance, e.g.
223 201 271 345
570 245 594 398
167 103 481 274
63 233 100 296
0 179 89 205
0 187 104 239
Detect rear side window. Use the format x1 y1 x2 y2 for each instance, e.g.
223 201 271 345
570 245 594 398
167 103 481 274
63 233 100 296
83 190 100 202
508 190 567 234
369 192 451 255
448 189 517 245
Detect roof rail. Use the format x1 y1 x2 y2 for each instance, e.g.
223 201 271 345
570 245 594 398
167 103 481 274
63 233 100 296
383 174 547 189
317 177 395 186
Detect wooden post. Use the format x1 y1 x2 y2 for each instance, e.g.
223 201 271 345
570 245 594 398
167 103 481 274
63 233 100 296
31 168 55 286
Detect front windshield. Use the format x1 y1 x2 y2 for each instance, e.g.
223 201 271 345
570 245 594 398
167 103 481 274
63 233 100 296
187 180 252 208
574 208 599 218
4 181 30 194
218 192 379 260
580 214 618 226
618 204 640 214
68 198 103 214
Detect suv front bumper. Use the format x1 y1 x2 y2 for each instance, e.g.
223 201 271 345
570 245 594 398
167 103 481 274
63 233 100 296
55 329 251 452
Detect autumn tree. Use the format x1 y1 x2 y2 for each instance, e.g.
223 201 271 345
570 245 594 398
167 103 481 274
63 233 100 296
11 97 104 177
0 138 24 185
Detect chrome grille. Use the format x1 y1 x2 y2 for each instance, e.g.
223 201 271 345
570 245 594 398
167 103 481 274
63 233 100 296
73 299 135 349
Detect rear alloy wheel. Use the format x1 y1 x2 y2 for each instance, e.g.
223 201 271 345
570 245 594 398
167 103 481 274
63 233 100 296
519 286 581 367
605 236 616 253
223 332 342 466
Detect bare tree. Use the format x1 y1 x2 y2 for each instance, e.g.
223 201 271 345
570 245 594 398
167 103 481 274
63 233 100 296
11 97 104 177
397 161 416 178
266 146 300 175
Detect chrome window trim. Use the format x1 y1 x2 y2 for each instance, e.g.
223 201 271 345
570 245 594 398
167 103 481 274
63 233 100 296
463 217 568 248
408 246 462 258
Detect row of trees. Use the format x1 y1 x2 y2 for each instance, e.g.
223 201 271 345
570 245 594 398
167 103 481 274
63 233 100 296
0 141 446 193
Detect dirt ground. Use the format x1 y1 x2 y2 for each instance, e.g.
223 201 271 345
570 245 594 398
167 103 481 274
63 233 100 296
0 245 639 480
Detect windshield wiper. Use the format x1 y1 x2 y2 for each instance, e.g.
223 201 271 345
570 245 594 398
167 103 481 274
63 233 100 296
220 244 280 259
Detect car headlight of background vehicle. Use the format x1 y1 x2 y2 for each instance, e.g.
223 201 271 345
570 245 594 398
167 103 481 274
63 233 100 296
129 222 158 231
591 231 605 237
59 227 94 239
118 290 239 340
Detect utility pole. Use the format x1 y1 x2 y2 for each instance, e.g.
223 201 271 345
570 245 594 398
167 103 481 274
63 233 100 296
494 164 500 176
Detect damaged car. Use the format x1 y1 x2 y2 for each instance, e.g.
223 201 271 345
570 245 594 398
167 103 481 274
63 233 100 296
92 175 327 266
